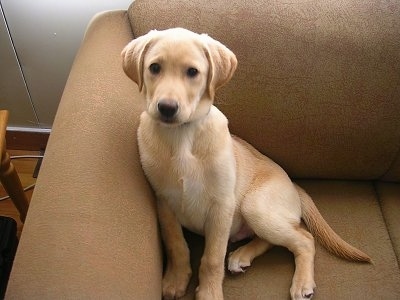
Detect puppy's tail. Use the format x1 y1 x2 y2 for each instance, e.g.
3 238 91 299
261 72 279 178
295 184 372 263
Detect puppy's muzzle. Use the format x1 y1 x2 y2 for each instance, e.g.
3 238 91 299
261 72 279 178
158 99 179 122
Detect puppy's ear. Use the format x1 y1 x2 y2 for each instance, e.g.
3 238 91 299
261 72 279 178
201 34 237 99
121 30 158 92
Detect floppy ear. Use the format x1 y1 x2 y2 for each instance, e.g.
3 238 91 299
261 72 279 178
121 30 158 92
201 34 238 99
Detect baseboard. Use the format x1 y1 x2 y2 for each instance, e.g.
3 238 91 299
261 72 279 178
6 128 50 151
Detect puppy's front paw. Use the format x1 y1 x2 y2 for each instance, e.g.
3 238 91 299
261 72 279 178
162 266 192 299
195 285 223 300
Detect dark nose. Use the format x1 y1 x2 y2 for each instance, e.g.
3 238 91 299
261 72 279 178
157 99 179 119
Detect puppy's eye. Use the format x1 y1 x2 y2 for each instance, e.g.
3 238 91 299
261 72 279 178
149 63 161 75
187 67 199 78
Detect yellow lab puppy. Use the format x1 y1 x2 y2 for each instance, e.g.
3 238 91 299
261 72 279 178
122 28 370 300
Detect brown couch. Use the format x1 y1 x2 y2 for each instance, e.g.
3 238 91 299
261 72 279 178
6 0 400 299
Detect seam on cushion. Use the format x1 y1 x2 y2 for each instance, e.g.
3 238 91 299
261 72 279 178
379 140 400 181
127 2 139 39
373 181 400 267
123 10 136 41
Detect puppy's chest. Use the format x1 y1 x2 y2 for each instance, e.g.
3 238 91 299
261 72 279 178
142 139 212 233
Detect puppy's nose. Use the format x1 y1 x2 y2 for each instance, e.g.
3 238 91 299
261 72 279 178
158 99 179 119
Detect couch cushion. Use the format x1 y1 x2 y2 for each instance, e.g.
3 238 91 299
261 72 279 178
376 182 400 264
179 181 400 299
128 0 400 180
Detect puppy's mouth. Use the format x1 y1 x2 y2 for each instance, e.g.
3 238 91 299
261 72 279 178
153 113 192 128
158 116 180 126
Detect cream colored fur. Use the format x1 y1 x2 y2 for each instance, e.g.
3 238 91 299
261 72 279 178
122 28 371 300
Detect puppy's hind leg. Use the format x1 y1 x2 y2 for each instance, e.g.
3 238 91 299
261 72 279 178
228 237 272 273
240 188 316 300
286 226 316 300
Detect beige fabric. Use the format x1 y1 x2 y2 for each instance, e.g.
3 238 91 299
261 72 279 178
179 181 400 299
382 155 400 182
376 183 400 264
6 11 162 299
128 0 400 180
6 1 400 299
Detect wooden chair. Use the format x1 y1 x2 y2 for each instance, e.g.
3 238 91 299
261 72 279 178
0 110 29 222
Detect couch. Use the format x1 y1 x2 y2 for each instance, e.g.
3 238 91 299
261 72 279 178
6 0 400 299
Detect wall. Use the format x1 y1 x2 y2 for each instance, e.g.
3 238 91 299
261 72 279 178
0 4 37 128
0 0 132 129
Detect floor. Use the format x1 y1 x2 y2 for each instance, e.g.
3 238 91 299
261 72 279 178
0 149 40 238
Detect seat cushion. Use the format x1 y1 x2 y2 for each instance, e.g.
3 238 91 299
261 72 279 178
180 180 400 299
376 182 400 264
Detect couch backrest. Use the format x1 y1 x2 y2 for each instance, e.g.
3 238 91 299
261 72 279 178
127 0 400 181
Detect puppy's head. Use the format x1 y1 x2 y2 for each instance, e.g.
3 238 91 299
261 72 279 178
121 28 237 126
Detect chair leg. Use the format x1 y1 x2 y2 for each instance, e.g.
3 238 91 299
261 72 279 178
0 144 29 223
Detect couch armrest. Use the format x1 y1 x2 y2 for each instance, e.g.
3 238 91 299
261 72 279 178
6 10 162 299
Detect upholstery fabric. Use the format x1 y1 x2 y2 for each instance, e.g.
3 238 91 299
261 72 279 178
181 181 400 299
6 1 400 299
376 183 400 264
128 0 400 180
6 11 162 299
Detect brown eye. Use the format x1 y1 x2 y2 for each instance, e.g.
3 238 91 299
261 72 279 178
187 67 199 78
149 63 161 75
